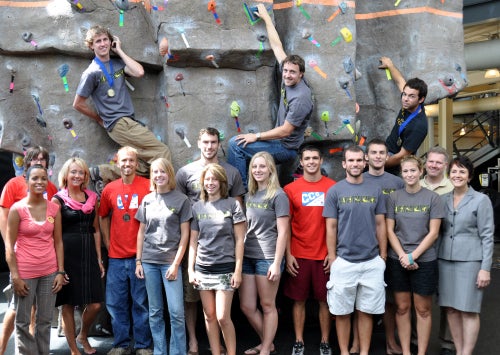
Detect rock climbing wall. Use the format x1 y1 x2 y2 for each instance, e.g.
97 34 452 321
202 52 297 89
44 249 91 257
0 0 465 183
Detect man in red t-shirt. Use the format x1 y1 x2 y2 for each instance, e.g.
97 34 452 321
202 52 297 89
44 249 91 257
98 146 152 354
283 146 336 355
0 146 58 355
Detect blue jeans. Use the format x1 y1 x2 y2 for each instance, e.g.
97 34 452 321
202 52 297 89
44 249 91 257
228 136 297 187
142 262 186 355
106 258 152 349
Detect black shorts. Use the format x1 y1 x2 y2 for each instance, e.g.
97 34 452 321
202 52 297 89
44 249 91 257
386 257 438 296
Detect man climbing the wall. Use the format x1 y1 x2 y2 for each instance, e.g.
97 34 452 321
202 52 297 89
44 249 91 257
73 25 171 190
378 57 428 176
228 4 313 188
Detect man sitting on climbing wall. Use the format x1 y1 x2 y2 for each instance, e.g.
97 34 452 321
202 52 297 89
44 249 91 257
73 25 171 188
378 56 428 176
228 4 313 188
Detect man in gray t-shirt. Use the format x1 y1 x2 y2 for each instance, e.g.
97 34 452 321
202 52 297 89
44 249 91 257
73 25 171 186
227 4 313 188
175 127 245 355
323 146 387 355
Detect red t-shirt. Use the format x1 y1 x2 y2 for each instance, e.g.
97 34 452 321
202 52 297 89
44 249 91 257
99 176 150 258
0 175 58 208
283 176 336 260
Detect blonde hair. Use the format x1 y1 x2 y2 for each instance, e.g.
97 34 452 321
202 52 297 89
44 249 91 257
150 158 176 191
117 146 138 160
58 157 90 190
400 155 423 171
248 151 281 200
199 163 228 202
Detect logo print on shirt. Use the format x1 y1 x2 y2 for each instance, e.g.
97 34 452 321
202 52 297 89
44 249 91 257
302 192 325 206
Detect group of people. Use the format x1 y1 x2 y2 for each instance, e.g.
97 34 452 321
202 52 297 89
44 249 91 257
0 6 494 355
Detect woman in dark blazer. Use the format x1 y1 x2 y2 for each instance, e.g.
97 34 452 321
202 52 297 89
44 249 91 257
438 156 494 355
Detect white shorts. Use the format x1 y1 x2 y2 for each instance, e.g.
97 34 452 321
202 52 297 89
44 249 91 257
326 256 386 315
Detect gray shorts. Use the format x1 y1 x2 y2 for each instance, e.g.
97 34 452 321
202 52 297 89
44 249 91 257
327 256 386 315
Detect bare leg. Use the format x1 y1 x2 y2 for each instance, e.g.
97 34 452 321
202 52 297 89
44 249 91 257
185 301 199 353
446 307 463 354
385 301 402 354
200 291 222 355
357 311 373 355
394 292 412 355
215 290 236 355
349 312 359 353
76 303 101 354
319 301 331 344
336 314 351 355
413 294 432 355
240 274 278 355
29 304 36 336
0 309 16 355
461 312 480 355
292 301 306 344
62 305 80 355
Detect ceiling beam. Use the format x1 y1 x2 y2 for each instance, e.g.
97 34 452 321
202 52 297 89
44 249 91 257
463 0 500 25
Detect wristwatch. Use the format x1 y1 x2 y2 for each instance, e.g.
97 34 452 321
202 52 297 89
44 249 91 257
256 132 261 140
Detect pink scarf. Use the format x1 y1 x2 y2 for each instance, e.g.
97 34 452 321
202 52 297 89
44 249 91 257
55 188 97 214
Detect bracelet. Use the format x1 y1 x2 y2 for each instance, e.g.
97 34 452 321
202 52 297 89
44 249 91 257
98 259 104 264
56 271 66 276
408 253 414 265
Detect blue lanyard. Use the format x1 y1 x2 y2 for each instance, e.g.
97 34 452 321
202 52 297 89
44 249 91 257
93 57 114 88
398 105 421 137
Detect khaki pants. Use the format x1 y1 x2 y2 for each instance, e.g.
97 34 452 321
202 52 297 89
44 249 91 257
99 117 171 182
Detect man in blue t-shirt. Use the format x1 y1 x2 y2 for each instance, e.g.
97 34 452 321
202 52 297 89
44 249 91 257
379 57 428 176
228 4 313 188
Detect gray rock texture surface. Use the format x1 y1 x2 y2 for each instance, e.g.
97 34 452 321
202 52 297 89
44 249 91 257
0 0 465 183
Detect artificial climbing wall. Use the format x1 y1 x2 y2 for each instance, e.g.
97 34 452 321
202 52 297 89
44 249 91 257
0 0 465 182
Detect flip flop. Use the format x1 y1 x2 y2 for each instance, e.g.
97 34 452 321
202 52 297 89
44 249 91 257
244 348 260 355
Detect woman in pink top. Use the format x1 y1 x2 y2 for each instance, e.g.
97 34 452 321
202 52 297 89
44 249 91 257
5 164 65 355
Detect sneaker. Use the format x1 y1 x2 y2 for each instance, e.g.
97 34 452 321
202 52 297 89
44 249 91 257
107 347 131 355
292 341 305 355
89 166 104 197
135 349 153 355
319 342 332 355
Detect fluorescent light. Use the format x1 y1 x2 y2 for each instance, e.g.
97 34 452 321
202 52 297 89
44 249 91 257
484 68 500 78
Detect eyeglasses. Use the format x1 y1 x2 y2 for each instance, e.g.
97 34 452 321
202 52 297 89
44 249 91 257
32 157 46 163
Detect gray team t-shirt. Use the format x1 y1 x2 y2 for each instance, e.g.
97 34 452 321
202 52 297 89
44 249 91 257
323 179 386 262
277 67 313 150
386 188 445 262
135 190 192 264
362 171 405 196
76 58 135 131
244 189 290 259
175 160 246 204
191 197 246 266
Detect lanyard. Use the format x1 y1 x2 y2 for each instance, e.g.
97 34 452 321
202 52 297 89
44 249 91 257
93 57 114 88
398 105 421 137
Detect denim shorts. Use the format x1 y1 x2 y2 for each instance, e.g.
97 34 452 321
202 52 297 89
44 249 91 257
242 257 284 276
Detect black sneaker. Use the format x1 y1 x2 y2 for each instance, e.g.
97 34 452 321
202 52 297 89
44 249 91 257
319 342 332 355
89 166 104 197
292 341 304 355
